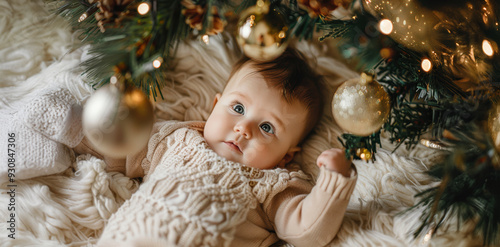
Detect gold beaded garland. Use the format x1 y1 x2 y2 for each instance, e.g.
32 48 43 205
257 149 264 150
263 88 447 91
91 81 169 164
356 148 372 161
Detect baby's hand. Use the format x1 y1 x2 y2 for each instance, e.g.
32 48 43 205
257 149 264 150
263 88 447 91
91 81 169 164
316 148 352 177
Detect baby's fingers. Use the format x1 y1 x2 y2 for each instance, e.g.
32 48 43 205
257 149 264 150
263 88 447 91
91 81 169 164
316 148 345 167
316 148 352 177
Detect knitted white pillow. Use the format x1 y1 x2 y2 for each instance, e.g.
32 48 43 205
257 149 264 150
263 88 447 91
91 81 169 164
22 88 84 147
0 88 83 182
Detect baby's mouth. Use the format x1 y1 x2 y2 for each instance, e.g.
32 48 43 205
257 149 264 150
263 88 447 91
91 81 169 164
224 141 242 153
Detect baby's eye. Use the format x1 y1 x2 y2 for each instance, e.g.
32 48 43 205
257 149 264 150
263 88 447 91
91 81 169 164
260 123 275 134
232 103 245 114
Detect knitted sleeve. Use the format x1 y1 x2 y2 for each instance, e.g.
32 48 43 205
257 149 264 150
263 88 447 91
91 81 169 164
265 166 357 247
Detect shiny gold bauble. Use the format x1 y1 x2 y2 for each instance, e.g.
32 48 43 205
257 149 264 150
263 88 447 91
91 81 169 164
488 103 500 169
236 0 289 61
488 102 500 151
82 82 154 158
363 0 439 52
332 73 391 136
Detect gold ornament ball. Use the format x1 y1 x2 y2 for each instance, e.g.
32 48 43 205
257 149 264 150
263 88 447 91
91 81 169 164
488 102 500 151
82 83 154 158
363 0 439 52
236 1 289 61
332 73 391 136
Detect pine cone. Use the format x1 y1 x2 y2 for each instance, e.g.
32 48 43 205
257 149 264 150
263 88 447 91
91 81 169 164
298 0 352 17
181 0 225 35
92 0 135 32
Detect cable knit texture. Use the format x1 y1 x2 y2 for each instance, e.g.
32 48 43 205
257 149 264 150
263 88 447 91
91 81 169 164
0 88 83 181
98 121 311 246
97 121 357 247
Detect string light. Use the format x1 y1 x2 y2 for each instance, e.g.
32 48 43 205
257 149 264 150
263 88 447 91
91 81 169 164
278 31 286 39
379 19 393 35
152 58 163 68
380 48 393 59
202 35 209 45
78 13 88 22
110 75 118 84
482 39 494 56
421 58 432 72
78 4 98 22
137 2 150 15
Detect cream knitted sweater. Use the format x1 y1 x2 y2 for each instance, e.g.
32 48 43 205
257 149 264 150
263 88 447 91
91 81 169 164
88 121 357 247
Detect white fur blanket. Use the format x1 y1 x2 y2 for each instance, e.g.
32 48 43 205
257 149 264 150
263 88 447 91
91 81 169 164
0 0 480 246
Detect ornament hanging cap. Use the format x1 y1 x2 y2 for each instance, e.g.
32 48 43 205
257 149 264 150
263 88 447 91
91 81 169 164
360 72 374 85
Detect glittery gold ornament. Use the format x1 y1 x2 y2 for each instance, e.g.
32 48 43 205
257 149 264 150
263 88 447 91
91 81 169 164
362 0 439 52
488 102 500 151
332 73 391 136
489 113 500 168
236 0 289 61
82 78 154 158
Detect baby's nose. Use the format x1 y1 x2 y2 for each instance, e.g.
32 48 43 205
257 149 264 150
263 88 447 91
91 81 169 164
234 121 252 139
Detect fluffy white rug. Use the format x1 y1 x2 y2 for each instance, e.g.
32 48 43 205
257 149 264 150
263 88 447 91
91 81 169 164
0 0 481 246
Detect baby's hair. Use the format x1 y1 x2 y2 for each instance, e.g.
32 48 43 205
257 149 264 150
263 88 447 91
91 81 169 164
229 47 324 143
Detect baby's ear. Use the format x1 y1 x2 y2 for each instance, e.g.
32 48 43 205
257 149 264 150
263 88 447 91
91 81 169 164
276 146 301 168
211 93 221 111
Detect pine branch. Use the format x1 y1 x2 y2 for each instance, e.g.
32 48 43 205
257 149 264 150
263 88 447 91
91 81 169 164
338 132 381 161
406 124 500 246
383 102 434 150
316 13 386 70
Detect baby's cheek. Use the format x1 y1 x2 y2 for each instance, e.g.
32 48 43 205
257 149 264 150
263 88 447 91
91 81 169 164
247 144 279 168
244 144 265 162
244 147 260 163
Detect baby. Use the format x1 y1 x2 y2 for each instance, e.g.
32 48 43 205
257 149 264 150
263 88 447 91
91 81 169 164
77 48 356 247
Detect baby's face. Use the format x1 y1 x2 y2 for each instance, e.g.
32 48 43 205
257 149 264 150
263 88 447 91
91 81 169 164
204 62 308 169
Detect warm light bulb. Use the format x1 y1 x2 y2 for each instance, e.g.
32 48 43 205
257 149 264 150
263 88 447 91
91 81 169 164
137 2 150 15
110 75 118 84
421 58 432 72
152 58 162 68
483 39 494 56
202 35 209 45
379 19 393 35
278 31 286 39
78 13 88 22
